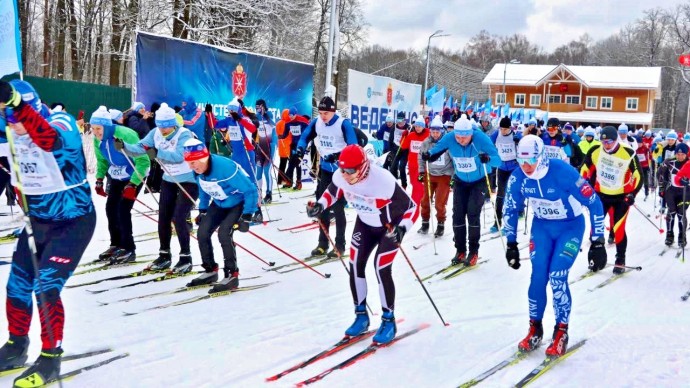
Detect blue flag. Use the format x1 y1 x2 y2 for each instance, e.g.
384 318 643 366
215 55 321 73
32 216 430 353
502 103 511 118
429 87 445 112
447 95 454 109
424 85 438 104
460 93 467 111
0 0 22 77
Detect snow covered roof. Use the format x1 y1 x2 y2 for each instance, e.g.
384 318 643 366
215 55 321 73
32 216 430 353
483 63 662 91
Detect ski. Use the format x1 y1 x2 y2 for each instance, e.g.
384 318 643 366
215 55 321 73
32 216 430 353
275 255 349 274
435 259 488 282
290 225 320 233
72 260 154 276
122 282 276 315
251 218 282 226
676 248 685 259
421 263 464 282
658 247 670 256
412 238 442 250
0 348 113 378
263 255 326 272
514 339 587 387
67 267 176 289
457 348 538 388
79 253 156 267
681 289 690 301
568 270 597 285
47 352 130 386
263 201 289 206
86 270 201 294
294 323 430 386
278 222 317 232
588 271 630 292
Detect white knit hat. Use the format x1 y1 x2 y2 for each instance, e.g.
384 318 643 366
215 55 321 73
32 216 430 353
430 115 444 129
155 103 178 128
131 101 145 112
89 106 112 127
109 109 123 121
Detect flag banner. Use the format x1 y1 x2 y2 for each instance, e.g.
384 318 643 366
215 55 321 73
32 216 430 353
0 0 22 77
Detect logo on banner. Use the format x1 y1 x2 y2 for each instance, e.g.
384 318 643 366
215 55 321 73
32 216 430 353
386 83 393 106
367 87 372 99
232 64 247 98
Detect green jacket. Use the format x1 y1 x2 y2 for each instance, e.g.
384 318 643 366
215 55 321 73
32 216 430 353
94 125 150 186
209 130 232 157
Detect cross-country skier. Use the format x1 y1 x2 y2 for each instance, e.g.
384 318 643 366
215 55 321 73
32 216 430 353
91 106 150 264
254 99 277 204
489 116 521 233
0 80 97 387
282 107 310 190
306 144 416 344
503 134 606 358
119 103 199 273
417 115 453 236
658 142 690 247
400 116 429 221
182 139 258 292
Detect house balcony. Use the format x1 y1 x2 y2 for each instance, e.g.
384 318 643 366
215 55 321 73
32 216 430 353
540 103 584 112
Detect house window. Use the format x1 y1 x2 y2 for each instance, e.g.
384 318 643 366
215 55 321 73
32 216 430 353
496 93 506 105
565 95 580 104
547 94 561 103
585 96 598 109
626 97 639 111
514 93 526 106
601 97 613 110
529 94 541 107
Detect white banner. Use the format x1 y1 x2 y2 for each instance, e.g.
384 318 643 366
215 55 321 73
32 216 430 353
347 69 421 133
0 0 22 77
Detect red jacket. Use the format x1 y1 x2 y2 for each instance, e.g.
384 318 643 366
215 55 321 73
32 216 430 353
401 127 430 166
636 138 652 168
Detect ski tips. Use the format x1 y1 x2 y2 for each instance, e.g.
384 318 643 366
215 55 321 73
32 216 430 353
325 273 331 278
268 262 276 266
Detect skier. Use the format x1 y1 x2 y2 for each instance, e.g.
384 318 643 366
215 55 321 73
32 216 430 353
91 106 150 264
580 126 642 274
181 95 207 144
503 134 606 358
0 80 97 386
400 116 430 221
489 116 521 233
183 139 258 292
657 142 690 247
421 114 500 267
282 107 310 190
276 109 291 186
375 113 395 153
119 103 199 273
418 115 453 236
636 130 652 200
578 127 599 159
253 99 277 204
306 144 416 344
296 96 358 258
386 112 410 189
618 123 638 151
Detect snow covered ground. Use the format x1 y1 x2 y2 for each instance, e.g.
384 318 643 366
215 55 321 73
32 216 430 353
0 177 689 387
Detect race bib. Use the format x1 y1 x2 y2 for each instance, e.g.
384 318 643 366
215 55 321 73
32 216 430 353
289 125 302 136
498 142 517 160
431 154 446 166
453 157 477 173
596 152 628 190
543 145 565 160
665 149 675 160
108 165 130 180
394 131 403 145
344 191 378 215
199 179 229 200
227 125 242 141
529 198 567 220
12 140 63 194
318 134 337 154
636 153 646 162
258 127 267 138
410 140 423 154
383 132 390 142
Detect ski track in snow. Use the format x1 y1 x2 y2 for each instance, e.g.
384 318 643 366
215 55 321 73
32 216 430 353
0 177 688 387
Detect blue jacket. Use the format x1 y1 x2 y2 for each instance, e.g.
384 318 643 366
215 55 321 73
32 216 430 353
196 154 258 215
376 122 395 153
281 118 309 147
297 115 358 172
428 130 500 183
503 158 605 244
216 115 255 158
124 127 196 184
182 96 207 143
541 131 575 158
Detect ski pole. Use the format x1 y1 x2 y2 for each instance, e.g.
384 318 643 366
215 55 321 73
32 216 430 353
235 241 276 267
389 226 449 327
683 184 687 263
632 204 664 234
248 230 331 279
119 149 159 206
424 162 438 255
523 200 529 236
154 158 198 205
482 163 506 254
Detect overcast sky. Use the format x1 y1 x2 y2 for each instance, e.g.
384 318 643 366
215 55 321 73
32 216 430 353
362 0 687 53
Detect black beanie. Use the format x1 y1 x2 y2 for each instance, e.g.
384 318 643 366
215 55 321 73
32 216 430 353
499 116 512 129
318 97 336 112
600 126 618 141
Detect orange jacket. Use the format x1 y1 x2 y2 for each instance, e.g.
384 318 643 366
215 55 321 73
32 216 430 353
276 109 291 158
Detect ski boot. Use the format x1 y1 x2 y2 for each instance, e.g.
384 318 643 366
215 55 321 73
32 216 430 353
262 192 273 205
372 311 396 344
464 252 479 267
665 231 675 247
187 264 219 287
613 254 625 275
98 246 121 262
252 209 264 224
434 223 445 237
311 246 327 257
13 347 62 387
0 335 29 371
607 234 615 245
281 181 293 189
209 269 239 293
147 250 172 271
417 220 430 235
293 182 302 191
518 319 543 352
172 253 193 274
327 246 345 259
344 304 370 337
451 252 466 266
110 250 135 264
545 323 569 357
679 234 687 248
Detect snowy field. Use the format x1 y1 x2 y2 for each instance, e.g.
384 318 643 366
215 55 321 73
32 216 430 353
0 175 689 388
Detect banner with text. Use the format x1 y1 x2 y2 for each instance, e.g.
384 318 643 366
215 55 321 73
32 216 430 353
0 0 22 77
347 69 421 133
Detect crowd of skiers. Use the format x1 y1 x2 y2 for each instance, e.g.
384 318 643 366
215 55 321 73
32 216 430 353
1 76 690 386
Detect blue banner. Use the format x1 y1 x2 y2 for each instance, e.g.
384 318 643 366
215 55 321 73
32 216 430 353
135 32 313 119
0 0 22 77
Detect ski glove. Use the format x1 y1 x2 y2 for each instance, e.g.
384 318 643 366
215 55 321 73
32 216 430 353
506 241 520 270
122 183 137 201
146 147 158 161
229 111 241 121
681 177 690 187
0 81 21 108
295 147 305 159
386 224 406 244
94 178 107 197
322 152 340 163
588 237 607 272
623 193 635 206
479 153 491 164
306 201 324 218
236 213 252 232
113 138 125 151
421 151 441 162
417 173 425 182
195 211 206 226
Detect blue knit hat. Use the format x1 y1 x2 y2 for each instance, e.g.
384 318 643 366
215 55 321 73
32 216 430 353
90 106 112 127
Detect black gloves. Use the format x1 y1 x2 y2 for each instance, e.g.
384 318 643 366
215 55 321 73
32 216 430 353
417 173 425 182
386 225 406 244
0 81 20 108
421 151 442 162
195 211 206 225
506 241 520 270
623 193 635 206
306 201 324 218
681 177 690 187
237 213 252 232
322 152 340 163
146 147 158 161
295 147 305 159
114 138 125 151
479 153 490 164
230 111 241 121
588 237 607 272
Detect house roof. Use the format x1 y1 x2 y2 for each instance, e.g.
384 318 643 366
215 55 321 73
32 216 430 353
483 63 662 91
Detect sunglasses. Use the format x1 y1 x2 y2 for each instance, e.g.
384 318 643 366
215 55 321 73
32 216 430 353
340 167 358 174
516 156 539 165
547 126 558 131
602 139 616 146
